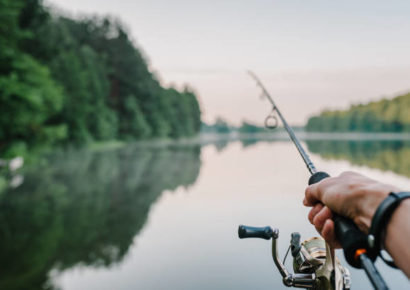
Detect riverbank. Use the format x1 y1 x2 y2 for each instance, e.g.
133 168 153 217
4 131 410 163
197 132 410 142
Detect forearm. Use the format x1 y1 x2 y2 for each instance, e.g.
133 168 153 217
384 199 410 278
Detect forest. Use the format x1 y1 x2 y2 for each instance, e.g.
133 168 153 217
0 0 201 157
201 119 271 134
306 92 410 132
306 140 410 178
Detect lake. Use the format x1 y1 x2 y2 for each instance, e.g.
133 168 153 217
0 137 409 289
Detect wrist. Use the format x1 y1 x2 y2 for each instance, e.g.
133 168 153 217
354 183 397 233
383 198 410 277
368 192 410 262
385 199 410 250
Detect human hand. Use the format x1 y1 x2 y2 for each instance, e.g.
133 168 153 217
303 171 398 248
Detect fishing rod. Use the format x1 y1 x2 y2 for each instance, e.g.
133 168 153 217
247 71 317 175
238 72 389 290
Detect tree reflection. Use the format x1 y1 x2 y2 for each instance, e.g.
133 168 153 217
240 138 260 149
0 144 201 290
306 140 410 177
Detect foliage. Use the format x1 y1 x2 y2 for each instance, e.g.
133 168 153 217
0 51 66 156
0 0 201 156
306 140 410 177
201 117 234 134
306 93 410 132
239 121 267 133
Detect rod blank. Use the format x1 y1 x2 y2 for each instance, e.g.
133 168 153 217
248 71 317 175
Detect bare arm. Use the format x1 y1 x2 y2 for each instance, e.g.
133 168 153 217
303 171 410 278
384 198 410 276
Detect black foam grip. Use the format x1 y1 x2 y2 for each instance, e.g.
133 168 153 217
308 171 330 185
334 214 369 268
238 225 273 240
308 171 369 268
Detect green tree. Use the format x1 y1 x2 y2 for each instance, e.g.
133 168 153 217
306 93 410 133
0 0 66 155
0 1 202 154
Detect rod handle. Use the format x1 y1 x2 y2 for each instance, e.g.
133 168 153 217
334 214 369 268
308 171 330 185
308 171 369 268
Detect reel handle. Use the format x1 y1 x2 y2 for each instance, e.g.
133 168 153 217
308 171 369 268
238 225 275 240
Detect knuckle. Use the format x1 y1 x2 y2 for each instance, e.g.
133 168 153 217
308 213 314 224
316 180 328 195
340 171 355 178
313 212 322 226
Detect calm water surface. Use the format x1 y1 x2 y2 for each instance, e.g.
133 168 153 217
1 139 409 289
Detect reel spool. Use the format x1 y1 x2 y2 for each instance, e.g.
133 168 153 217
293 237 327 274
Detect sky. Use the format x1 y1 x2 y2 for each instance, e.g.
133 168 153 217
47 0 410 125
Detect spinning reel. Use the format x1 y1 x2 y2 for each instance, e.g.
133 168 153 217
238 225 351 290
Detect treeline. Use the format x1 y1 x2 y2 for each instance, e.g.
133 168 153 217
201 119 268 134
0 0 201 156
238 121 268 133
306 140 410 178
306 93 410 132
201 118 304 134
201 118 235 134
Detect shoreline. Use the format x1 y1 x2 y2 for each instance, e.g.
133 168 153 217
197 132 410 142
3 132 410 160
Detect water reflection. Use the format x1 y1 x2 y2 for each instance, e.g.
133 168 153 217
0 139 409 290
306 140 410 177
0 145 201 290
239 138 260 149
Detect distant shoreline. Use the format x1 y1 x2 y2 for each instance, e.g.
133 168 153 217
198 132 410 142
123 132 410 149
5 132 410 162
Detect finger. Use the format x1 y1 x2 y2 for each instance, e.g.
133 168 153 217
308 203 323 224
304 183 321 206
313 206 333 233
321 219 341 249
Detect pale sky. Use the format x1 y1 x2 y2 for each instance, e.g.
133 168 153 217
47 0 410 125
